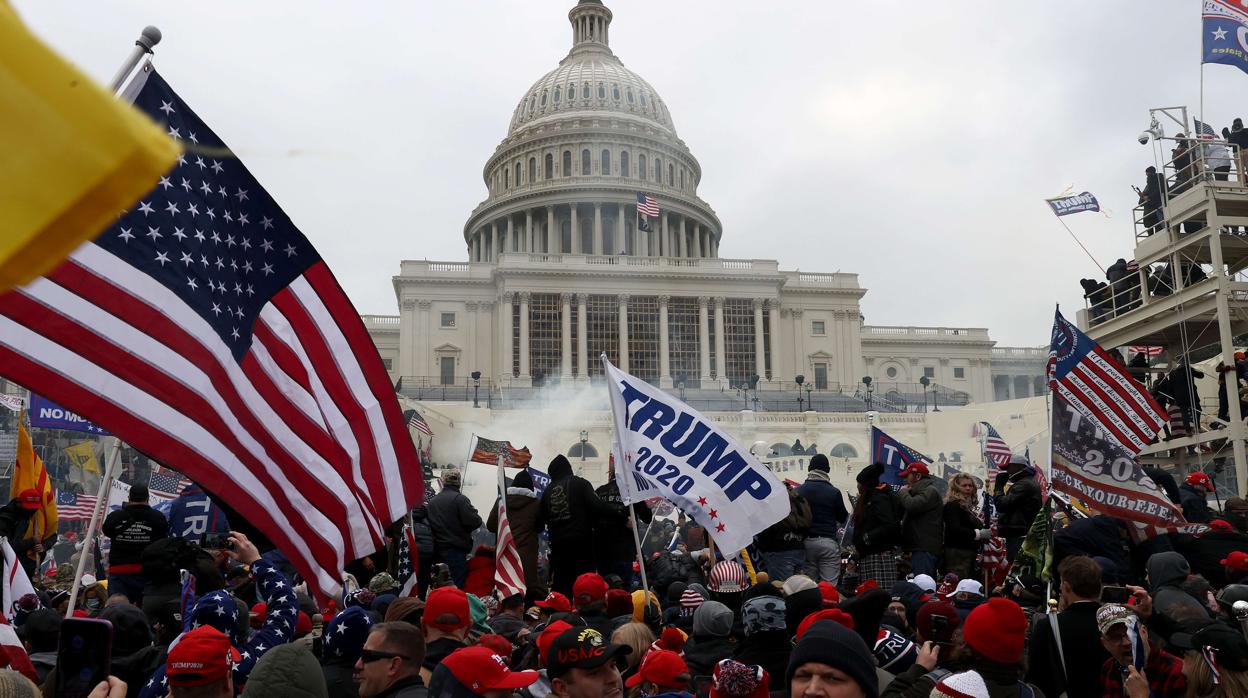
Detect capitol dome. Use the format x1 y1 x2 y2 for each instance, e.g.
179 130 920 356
463 0 721 263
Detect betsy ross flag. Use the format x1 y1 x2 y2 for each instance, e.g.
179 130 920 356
493 496 526 600
636 192 659 232
55 491 98 521
1048 307 1165 453
406 409 433 437
979 422 1013 476
0 65 421 600
470 436 532 468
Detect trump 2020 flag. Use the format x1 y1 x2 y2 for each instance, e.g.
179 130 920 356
604 356 788 555
869 426 932 489
1048 307 1166 453
1203 0 1248 76
1045 192 1101 217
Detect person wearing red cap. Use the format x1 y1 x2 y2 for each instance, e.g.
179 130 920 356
166 625 241 698
548 626 631 698
624 649 692 697
929 598 1040 698
896 461 942 578
1187 514 1248 587
571 573 613 637
1222 550 1248 584
355 621 428 698
1180 471 1215 524
535 591 573 621
431 645 540 698
0 487 54 578
420 587 472 685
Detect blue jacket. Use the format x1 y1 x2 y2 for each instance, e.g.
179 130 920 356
1180 483 1212 523
796 476 848 538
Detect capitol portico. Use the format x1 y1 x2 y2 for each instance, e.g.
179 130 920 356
365 0 1046 411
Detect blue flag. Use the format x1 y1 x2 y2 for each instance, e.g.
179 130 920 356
868 426 932 489
1045 191 1100 217
1203 0 1248 76
28 394 110 434
525 466 551 497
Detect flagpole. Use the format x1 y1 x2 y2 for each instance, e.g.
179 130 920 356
108 26 161 93
627 503 651 599
66 436 120 615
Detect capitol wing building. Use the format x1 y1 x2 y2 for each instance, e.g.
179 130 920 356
366 0 1045 409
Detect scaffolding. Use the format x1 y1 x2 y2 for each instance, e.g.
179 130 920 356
1079 106 1248 496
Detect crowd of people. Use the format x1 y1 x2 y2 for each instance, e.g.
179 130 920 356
0 446 1243 698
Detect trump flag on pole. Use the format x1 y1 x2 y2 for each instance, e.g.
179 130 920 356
603 356 788 555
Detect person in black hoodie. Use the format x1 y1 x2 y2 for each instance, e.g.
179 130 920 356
1187 521 1248 587
733 592 790 682
102 483 169 604
994 455 1041 563
850 463 901 590
593 460 652 583
538 455 621 596
101 603 165 698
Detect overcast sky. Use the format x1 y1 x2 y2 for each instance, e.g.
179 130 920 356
16 1 1243 346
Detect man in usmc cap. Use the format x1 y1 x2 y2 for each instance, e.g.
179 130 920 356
548 626 631 698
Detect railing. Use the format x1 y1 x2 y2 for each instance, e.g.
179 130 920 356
1133 136 1245 243
991 347 1047 358
361 314 401 328
860 325 990 340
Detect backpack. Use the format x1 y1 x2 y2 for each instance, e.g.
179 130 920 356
783 488 813 531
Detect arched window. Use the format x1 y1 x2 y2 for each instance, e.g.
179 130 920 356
830 443 858 459
540 91 547 107
544 153 553 180
612 85 621 101
639 154 647 181
567 442 599 459
562 151 572 177
505 168 510 189
668 164 674 186
640 93 647 107
600 149 611 175
621 151 630 178
554 86 561 103
680 169 685 190
528 157 536 183
626 88 634 103
514 162 521 186
581 149 591 175
597 83 605 99
582 82 590 100
654 157 661 182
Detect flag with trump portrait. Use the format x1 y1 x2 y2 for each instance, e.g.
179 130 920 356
0 64 422 601
603 356 789 555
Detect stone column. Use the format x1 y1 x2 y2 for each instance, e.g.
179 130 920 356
791 308 805 382
546 205 556 253
713 297 726 387
593 204 603 255
1007 376 1016 400
677 217 687 258
490 223 499 262
570 204 580 254
618 294 630 372
693 223 702 258
518 292 531 382
658 295 672 388
576 293 589 382
710 235 718 257
753 298 766 380
465 301 479 375
399 298 416 379
560 293 572 380
768 299 780 381
500 293 513 379
616 203 625 254
471 233 479 262
418 300 432 379
698 296 711 384
525 210 533 252
660 213 669 257
507 216 515 253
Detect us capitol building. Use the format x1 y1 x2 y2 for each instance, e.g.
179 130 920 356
364 0 1046 412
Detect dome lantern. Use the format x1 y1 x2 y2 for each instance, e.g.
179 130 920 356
568 0 613 56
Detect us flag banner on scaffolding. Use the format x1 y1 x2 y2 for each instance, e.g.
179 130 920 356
0 65 421 601
1050 393 1205 539
1048 307 1166 453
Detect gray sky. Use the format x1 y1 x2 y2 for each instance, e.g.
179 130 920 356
15 1 1243 346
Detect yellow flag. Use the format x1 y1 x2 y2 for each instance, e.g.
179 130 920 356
0 2 180 292
63 441 100 475
13 423 57 543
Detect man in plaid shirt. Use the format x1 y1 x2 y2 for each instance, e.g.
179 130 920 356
1096 604 1186 697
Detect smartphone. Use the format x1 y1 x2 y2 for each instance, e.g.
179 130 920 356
1101 585 1132 604
201 532 232 550
55 618 113 698
692 675 713 698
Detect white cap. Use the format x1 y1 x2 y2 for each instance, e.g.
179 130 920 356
912 574 937 593
953 579 984 597
81 574 97 587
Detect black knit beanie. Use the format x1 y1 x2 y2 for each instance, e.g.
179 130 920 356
785 620 878 698
809 454 830 473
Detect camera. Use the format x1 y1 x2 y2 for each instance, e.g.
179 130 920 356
1138 131 1151 145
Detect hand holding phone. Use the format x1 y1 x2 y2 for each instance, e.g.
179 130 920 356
55 618 113 698
1101 585 1132 604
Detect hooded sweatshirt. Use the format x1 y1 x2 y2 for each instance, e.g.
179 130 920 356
243 644 329 698
1146 551 1212 639
538 455 621 546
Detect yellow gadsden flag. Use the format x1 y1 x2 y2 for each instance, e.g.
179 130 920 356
12 423 57 542
63 440 100 475
0 2 180 291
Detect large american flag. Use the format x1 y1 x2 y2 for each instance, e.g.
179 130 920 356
55 491 98 521
0 65 421 600
636 192 659 217
979 422 1012 476
494 496 525 600
1048 308 1165 453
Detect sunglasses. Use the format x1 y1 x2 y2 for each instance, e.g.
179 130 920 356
359 649 409 664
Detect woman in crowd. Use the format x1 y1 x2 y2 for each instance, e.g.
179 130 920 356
942 473 988 580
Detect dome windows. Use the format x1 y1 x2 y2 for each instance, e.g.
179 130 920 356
601 149 611 175
639 154 647 181
621 151 630 177
505 168 510 189
582 82 590 100
562 151 572 178
597 83 605 99
544 153 553 180
612 84 620 101
514 162 521 186
554 86 561 103
581 149 591 175
680 169 685 190
528 157 536 183
668 164 674 186
653 157 661 182
540 91 547 107
640 93 647 107
626 88 634 104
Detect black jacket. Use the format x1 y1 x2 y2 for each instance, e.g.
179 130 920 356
539 456 620 545
683 635 735 678
852 485 902 556
731 630 790 683
102 503 169 570
1025 600 1108 698
0 501 49 576
898 476 943 553
995 471 1041 539
1187 529 1248 586
1179 483 1212 524
593 478 652 568
795 476 848 538
942 501 981 551
426 484 482 551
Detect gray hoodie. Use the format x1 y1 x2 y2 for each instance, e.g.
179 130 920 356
243 644 329 698
1146 551 1212 638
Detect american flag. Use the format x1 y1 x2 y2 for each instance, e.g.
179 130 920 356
0 66 421 600
406 409 433 437
494 496 526 600
1194 118 1219 139
55 491 98 521
1129 346 1163 358
636 192 659 218
1048 308 1166 453
396 524 419 598
149 465 192 497
979 422 1013 476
